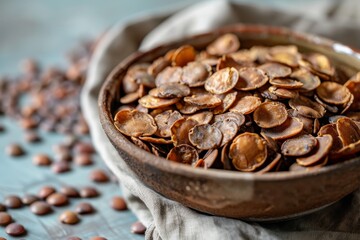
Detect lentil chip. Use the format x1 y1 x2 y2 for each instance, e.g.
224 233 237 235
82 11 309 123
253 102 288 128
336 117 360 146
167 144 199 165
281 134 318 157
229 95 262 115
289 95 326 118
154 109 182 138
204 67 239 94
297 135 333 166
261 117 303 140
258 62 292 79
188 124 222 150
229 133 267 172
212 119 239 147
139 95 180 109
172 45 196 67
206 33 240 56
149 83 190 98
114 109 157 137
235 67 268 91
171 118 198 146
316 81 351 105
181 62 210 87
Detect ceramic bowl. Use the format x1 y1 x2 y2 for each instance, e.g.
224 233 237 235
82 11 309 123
99 25 360 220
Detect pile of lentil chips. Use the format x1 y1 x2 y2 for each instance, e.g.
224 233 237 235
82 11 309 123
113 33 360 173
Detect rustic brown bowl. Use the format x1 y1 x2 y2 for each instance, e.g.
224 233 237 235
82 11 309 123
99 25 360 220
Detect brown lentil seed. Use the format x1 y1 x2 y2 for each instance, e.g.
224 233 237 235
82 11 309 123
110 196 128 211
131 221 147 235
38 186 56 199
80 187 99 198
51 161 71 173
30 201 52 215
5 223 26 236
0 203 6 212
32 154 52 166
90 169 110 183
59 211 80 225
60 186 80 198
4 195 22 209
5 144 25 156
75 202 95 214
21 194 39 205
74 153 93 166
46 193 69 206
0 212 12 226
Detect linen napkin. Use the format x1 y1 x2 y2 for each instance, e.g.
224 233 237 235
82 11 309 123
81 0 360 239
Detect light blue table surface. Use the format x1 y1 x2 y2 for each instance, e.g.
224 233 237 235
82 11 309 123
0 0 317 239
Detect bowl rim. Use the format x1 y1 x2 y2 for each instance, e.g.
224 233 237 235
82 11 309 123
99 24 360 182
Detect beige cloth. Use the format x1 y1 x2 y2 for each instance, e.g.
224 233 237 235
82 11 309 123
81 0 360 239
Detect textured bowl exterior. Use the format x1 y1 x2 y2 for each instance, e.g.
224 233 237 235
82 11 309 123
99 25 360 219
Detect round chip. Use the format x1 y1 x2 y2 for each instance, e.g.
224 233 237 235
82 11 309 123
181 62 210 87
268 86 299 99
289 95 326 118
139 95 180 109
256 153 282 174
206 33 240 56
229 133 267 172
229 95 262 115
253 102 288 128
261 117 304 140
269 78 303 89
287 109 314 134
155 66 182 87
131 137 151 152
316 81 351 105
204 67 239 94
314 95 339 113
167 144 199 165
297 135 333 166
213 119 239 146
175 100 200 114
258 63 292 79
188 124 222 150
114 109 157 137
235 67 268 91
344 74 360 111
213 90 238 114
149 83 190 98
171 118 198 146
290 68 321 92
329 140 360 161
266 51 300 67
228 49 257 63
281 134 318 157
138 136 172 145
147 57 170 77
221 143 232 170
336 117 360 146
318 123 343 152
216 55 243 71
184 94 222 108
341 93 354 114
172 45 196 67
186 111 213 125
214 112 245 128
120 92 140 104
306 53 335 77
203 149 219 168
122 64 148 94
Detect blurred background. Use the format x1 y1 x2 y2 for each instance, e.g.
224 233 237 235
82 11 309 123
0 0 329 75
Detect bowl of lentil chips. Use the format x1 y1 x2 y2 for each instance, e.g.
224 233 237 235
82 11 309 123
99 25 360 220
